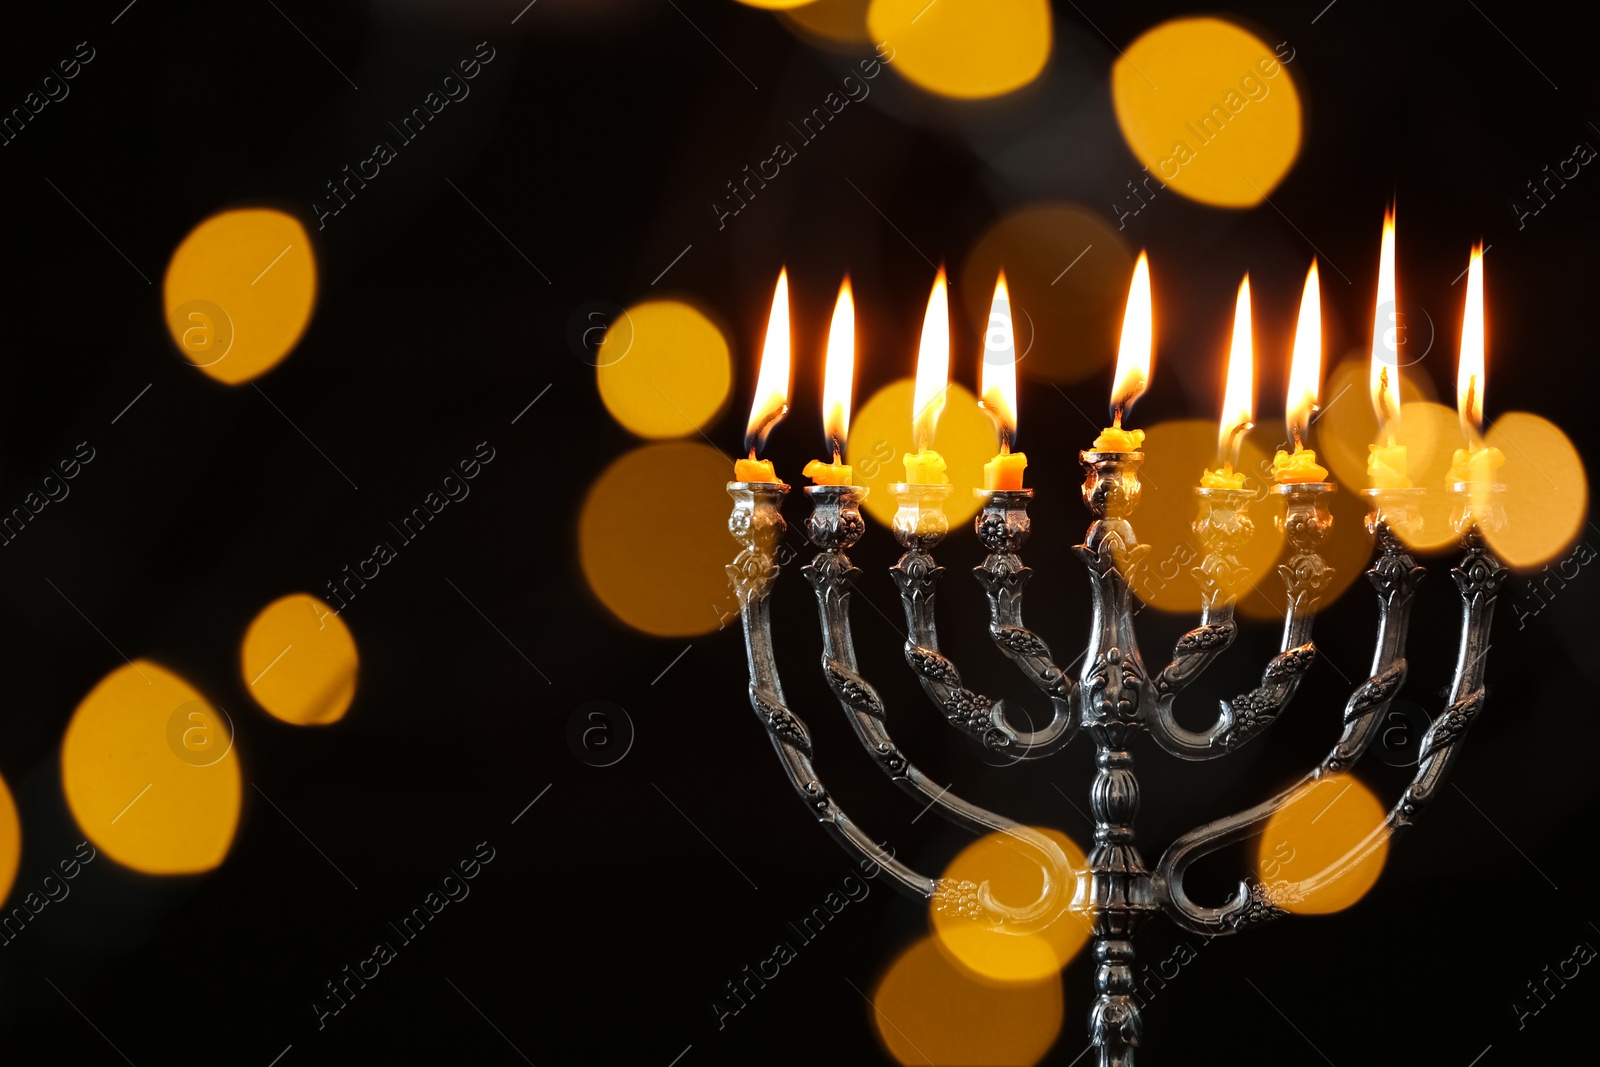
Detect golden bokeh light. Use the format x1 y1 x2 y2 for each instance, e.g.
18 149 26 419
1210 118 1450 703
780 0 870 47
930 826 1091 983
1112 18 1301 207
164 208 317 384
1238 480 1373 622
961 205 1134 385
62 661 241 875
597 300 732 439
849 379 995 527
1483 412 1588 569
1126 419 1283 614
1258 773 1388 915
580 442 741 636
736 0 820 8
1316 357 1438 488
868 0 1052 100
874 936 1063 1066
242 593 358 725
0 774 18 905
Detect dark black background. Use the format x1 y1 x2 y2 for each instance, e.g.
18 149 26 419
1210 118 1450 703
0 0 1596 1063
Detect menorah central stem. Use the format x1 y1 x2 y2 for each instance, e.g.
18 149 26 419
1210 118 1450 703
1076 449 1158 1066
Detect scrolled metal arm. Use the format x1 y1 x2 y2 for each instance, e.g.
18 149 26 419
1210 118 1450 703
1145 481 1335 760
727 481 1070 927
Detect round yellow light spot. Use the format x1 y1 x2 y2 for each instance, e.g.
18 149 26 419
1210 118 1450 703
0 774 18 905
961 205 1134 385
847 379 994 529
1112 18 1301 207
1483 412 1588 569
164 208 317 384
931 826 1091 982
780 0 870 47
1258 773 1388 914
1125 419 1283 614
242 594 358 725
596 300 732 439
62 662 241 875
874 936 1063 1065
580 442 741 637
869 0 1052 100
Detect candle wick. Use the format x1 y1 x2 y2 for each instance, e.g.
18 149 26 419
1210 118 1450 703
1112 405 1124 430
831 445 841 465
1000 435 1011 456
1290 426 1303 452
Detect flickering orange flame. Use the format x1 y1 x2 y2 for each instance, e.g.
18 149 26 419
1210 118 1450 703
912 269 950 451
822 277 855 458
1111 252 1153 422
746 268 791 454
979 272 1018 447
1368 207 1402 441
1287 260 1322 446
1458 244 1486 444
1218 275 1255 463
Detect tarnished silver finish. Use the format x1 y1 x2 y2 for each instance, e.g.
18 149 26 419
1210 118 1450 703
727 453 1508 1066
800 483 1074 920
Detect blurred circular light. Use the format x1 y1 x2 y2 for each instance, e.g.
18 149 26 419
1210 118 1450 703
1112 18 1301 207
736 0 820 9
848 379 994 528
242 593 359 725
1127 419 1283 614
1483 411 1588 569
580 442 742 637
930 826 1091 982
962 205 1133 385
597 300 732 439
868 0 1052 100
1258 773 1388 914
62 661 241 875
164 208 317 384
873 936 1062 1066
0 774 18 905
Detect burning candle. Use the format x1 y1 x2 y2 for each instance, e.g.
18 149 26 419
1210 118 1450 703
1200 276 1254 490
1271 261 1330 484
736 268 791 483
1448 245 1505 489
979 272 1027 490
903 269 951 484
1094 251 1152 452
804 278 857 486
1366 208 1410 488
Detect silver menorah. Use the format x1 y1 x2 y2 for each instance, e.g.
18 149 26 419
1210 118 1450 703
725 448 1504 1066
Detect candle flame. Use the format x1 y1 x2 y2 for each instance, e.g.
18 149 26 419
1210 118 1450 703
912 268 950 451
1458 244 1486 445
1368 207 1402 440
979 271 1017 448
745 267 791 454
822 276 855 459
1287 260 1322 447
1218 275 1255 462
1111 252 1153 423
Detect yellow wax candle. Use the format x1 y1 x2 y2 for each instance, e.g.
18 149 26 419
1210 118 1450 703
734 456 780 483
1448 445 1505 486
902 449 949 484
1367 442 1410 489
1199 464 1248 490
983 451 1028 490
1092 426 1145 452
803 458 853 485
1271 446 1329 484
